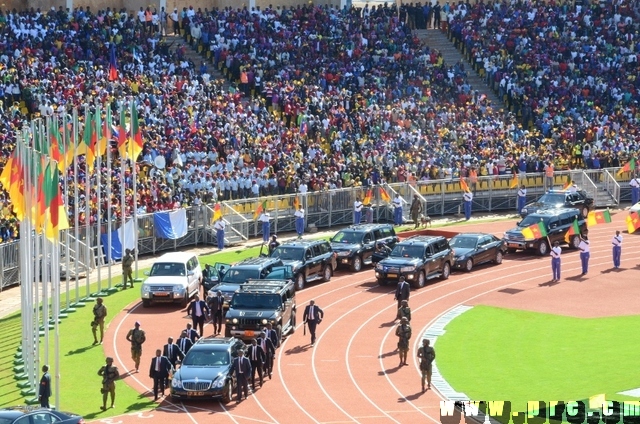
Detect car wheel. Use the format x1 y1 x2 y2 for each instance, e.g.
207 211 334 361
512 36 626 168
507 248 517 254
378 279 388 286
441 262 451 280
494 251 504 264
224 326 231 338
276 324 283 345
570 234 581 249
295 274 305 291
221 380 233 404
142 299 151 308
351 255 362 272
581 206 589 219
464 258 473 272
537 240 549 256
180 296 189 308
322 265 332 282
290 314 296 334
413 271 426 288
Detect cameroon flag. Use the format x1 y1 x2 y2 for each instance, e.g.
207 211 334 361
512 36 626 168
379 187 391 203
521 221 548 240
362 189 372 205
627 212 640 234
212 203 222 223
587 210 612 227
253 200 267 220
564 219 580 243
460 178 470 193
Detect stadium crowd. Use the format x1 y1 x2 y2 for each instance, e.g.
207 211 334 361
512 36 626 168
0 1 638 245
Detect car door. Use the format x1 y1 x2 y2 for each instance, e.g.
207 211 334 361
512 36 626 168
474 236 489 263
265 265 294 281
186 258 197 295
546 217 563 243
424 244 437 276
362 230 376 262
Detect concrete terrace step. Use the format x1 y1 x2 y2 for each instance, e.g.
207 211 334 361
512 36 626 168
415 29 503 108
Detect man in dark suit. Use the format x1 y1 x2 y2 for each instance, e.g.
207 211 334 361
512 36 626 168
177 331 194 355
162 337 184 386
187 295 210 336
394 276 410 315
257 331 276 379
264 322 279 349
38 365 51 408
149 349 171 401
230 349 252 403
246 338 265 390
302 299 323 346
185 323 200 344
207 290 226 335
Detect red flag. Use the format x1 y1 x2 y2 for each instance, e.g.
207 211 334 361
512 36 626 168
379 187 391 203
460 178 471 193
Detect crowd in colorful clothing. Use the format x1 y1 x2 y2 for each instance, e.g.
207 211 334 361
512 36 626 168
0 1 638 244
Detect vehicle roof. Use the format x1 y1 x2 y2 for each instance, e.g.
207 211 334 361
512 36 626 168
234 257 281 267
343 224 393 231
397 235 444 244
193 336 238 347
450 233 493 238
527 208 580 217
278 239 328 247
546 189 580 193
156 252 198 262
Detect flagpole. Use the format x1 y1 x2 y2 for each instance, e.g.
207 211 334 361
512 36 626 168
95 103 103 294
106 103 113 289
120 101 127 287
84 106 91 300
131 99 139 277
53 234 61 410
73 108 81 304
36 118 51 369
61 111 71 310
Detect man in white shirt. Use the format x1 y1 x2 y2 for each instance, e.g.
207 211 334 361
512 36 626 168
517 184 527 215
213 216 226 251
578 234 590 275
550 241 561 282
630 175 640 205
463 190 473 220
393 193 403 226
294 204 305 238
612 230 622 269
258 210 271 242
353 197 363 224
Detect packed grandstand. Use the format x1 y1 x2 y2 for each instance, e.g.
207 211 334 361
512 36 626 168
0 1 638 244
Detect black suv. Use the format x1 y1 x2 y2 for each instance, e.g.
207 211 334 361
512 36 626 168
270 240 337 291
170 336 245 404
375 235 454 288
330 224 399 271
211 257 290 307
224 280 296 343
520 189 593 218
503 208 587 255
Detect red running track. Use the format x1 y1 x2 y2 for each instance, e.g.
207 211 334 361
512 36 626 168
93 213 640 424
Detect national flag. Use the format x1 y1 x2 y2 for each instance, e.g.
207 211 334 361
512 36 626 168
127 101 144 160
61 116 76 168
48 116 62 163
293 196 300 210
77 109 96 172
117 105 128 158
564 219 581 243
510 173 519 189
460 178 470 193
101 219 136 261
363 189 372 205
212 203 222 222
108 43 118 81
153 209 188 239
626 212 640 234
618 158 636 175
98 106 112 157
7 149 25 220
561 179 572 191
0 156 13 191
521 221 548 240
253 200 267 220
132 47 142 63
379 187 391 203
587 210 612 227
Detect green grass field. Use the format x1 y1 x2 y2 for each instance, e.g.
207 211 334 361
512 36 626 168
436 305 640 409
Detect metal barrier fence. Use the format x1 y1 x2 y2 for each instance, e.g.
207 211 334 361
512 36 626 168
0 167 634 290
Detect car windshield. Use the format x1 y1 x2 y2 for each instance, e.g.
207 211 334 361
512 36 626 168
538 193 565 204
149 262 186 277
231 293 281 309
182 350 230 366
271 247 304 261
331 231 363 244
450 237 478 249
222 268 260 284
519 216 551 228
390 245 424 258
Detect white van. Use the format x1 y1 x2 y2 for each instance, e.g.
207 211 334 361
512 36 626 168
141 252 203 307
